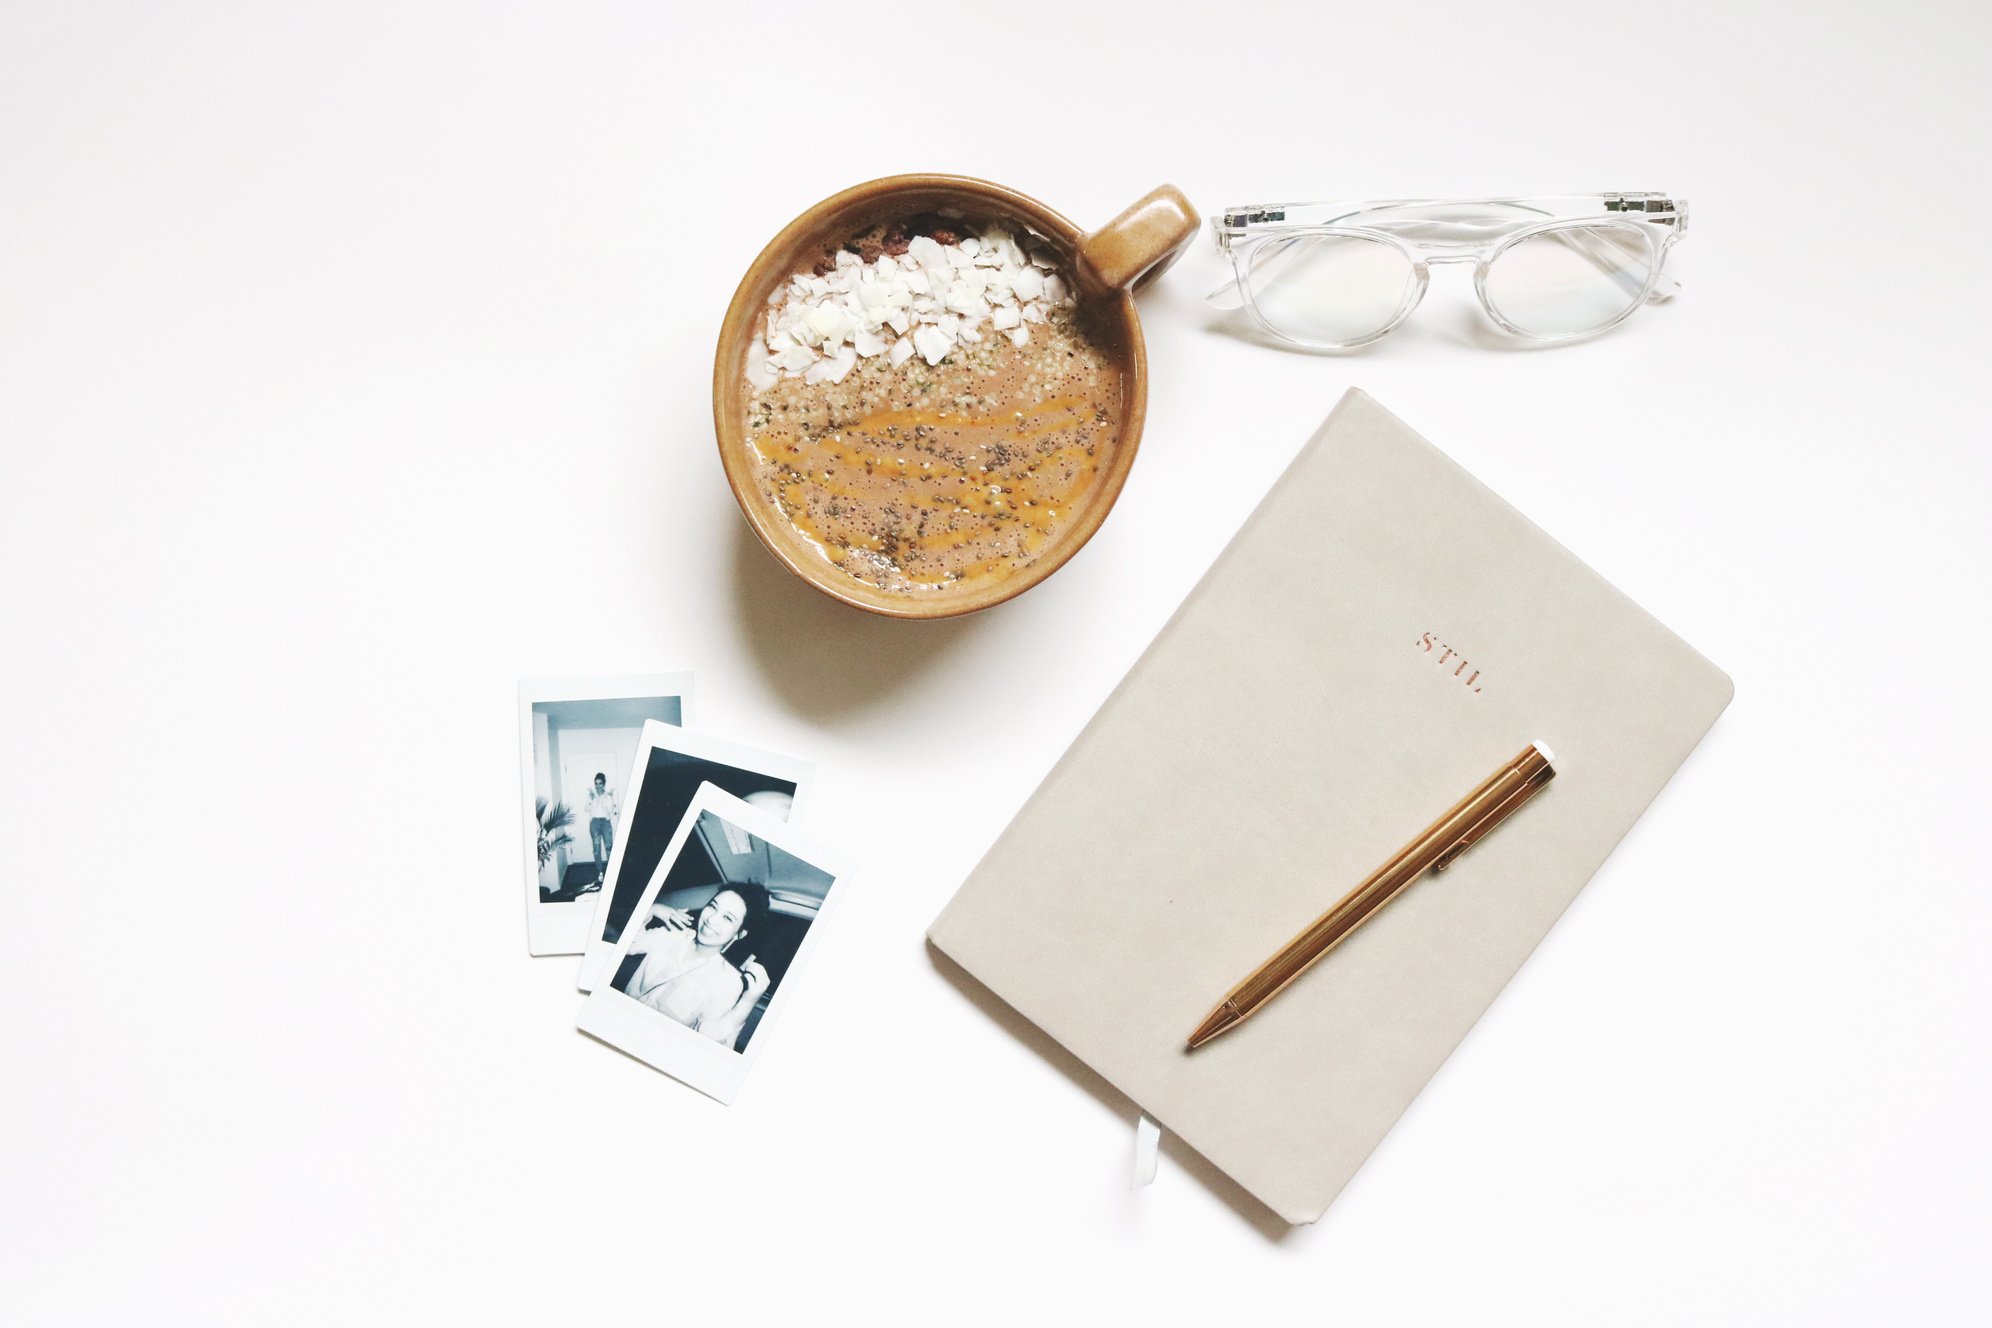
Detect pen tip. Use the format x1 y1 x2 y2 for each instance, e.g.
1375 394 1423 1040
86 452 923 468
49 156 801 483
1187 1004 1241 1050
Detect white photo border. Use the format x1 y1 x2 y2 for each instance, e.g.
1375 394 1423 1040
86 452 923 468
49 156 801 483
576 783 850 1104
519 674 694 957
577 721 815 992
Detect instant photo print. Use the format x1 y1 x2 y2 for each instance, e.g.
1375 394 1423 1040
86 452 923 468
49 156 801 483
577 784 849 1104
578 721 814 991
520 674 693 956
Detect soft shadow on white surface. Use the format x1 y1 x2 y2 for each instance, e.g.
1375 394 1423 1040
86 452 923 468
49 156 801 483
729 520 990 722
926 941 1296 1243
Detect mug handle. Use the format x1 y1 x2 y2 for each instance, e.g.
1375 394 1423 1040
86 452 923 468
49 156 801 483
1075 185 1200 301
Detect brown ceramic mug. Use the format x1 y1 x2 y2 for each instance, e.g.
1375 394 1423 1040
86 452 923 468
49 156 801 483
713 175 1198 619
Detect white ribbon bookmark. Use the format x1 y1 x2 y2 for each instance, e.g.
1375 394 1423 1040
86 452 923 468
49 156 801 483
1133 1113 1162 1188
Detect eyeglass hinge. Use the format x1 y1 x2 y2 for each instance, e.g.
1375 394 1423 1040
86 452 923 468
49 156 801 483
1220 207 1286 230
1214 206 1288 252
1604 192 1683 226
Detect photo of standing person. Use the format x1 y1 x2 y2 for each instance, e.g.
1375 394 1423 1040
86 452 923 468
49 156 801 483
518 676 693 956
585 772 619 885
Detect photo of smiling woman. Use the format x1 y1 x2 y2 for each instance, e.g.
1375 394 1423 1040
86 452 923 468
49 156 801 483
616 884 771 1048
605 806 837 1055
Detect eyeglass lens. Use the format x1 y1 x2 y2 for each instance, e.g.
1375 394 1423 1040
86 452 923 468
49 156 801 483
1480 222 1656 338
1245 234 1417 346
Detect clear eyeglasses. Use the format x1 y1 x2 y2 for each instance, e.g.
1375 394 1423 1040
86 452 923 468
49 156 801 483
1208 193 1688 348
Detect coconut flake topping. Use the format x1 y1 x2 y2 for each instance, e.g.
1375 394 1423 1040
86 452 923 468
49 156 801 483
747 225 1074 390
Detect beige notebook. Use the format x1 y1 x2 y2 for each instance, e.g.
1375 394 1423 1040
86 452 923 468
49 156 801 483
928 389 1733 1225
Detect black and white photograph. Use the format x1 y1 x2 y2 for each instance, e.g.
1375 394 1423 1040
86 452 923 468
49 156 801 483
577 719 814 991
578 784 848 1103
519 675 693 956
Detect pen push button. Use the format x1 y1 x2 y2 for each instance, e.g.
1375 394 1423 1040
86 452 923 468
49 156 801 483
1433 757 1554 872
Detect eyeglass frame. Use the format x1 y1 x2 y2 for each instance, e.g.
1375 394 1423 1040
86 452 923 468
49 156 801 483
1209 192 1689 348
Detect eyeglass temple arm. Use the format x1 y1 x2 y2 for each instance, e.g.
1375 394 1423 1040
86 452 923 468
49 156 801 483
1207 196 1685 306
1218 194 1685 231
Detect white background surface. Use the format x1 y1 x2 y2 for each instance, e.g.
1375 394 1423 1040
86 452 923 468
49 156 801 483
3 2 1987 1323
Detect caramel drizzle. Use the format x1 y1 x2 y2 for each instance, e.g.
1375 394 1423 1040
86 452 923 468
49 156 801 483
750 395 1108 586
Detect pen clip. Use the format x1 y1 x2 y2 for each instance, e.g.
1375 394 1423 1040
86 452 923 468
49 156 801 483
1432 763 1555 872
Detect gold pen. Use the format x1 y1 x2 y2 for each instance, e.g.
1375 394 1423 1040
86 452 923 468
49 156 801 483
1187 741 1557 1050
